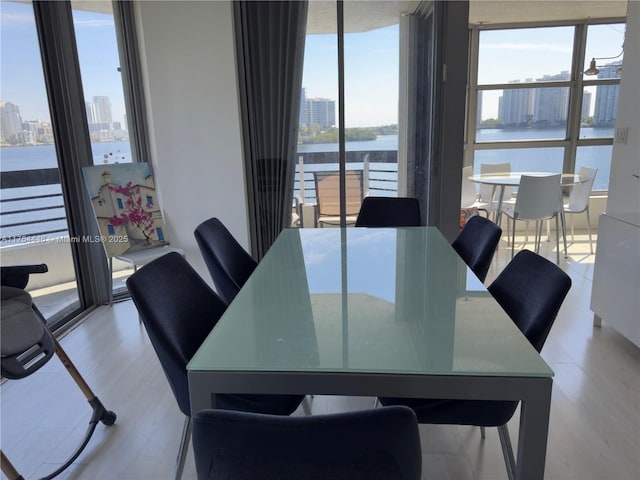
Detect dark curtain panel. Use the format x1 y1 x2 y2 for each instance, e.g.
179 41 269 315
403 1 468 242
233 1 308 259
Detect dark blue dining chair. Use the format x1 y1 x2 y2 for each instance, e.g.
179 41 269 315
192 406 422 480
194 217 257 304
126 252 305 480
355 196 422 227
452 214 502 282
378 249 571 480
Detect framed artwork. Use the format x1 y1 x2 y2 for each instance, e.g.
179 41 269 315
82 162 170 257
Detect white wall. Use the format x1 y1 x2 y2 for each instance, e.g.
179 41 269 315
135 0 248 282
607 0 640 214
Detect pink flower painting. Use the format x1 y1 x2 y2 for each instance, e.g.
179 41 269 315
108 181 156 244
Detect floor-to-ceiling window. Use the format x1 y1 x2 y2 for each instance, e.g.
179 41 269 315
1 1 82 325
467 20 625 193
0 0 144 328
293 1 402 228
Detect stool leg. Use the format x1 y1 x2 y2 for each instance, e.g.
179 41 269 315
109 256 114 305
1 450 25 480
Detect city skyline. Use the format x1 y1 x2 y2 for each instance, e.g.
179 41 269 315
0 2 127 126
1 2 625 132
1 95 128 145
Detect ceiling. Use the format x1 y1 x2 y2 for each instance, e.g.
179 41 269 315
70 0 628 32
468 0 627 25
307 0 628 33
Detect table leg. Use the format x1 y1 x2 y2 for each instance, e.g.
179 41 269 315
559 192 568 258
515 377 552 480
495 185 506 227
189 371 217 413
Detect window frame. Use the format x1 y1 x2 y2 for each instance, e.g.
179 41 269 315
465 18 626 193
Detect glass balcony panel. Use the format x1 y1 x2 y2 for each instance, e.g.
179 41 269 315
477 27 574 85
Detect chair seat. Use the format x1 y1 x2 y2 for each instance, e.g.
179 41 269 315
465 199 490 210
0 286 46 357
114 246 185 266
378 397 518 428
563 203 587 214
318 215 358 226
502 206 555 221
217 393 305 416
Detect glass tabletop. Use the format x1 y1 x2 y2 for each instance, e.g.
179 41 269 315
470 172 585 186
188 227 553 378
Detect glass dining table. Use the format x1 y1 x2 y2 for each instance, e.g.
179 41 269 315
188 227 554 480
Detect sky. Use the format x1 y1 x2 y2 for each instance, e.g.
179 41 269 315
0 1 625 129
0 1 127 124
302 24 400 128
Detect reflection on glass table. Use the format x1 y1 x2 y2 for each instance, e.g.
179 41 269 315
188 227 554 480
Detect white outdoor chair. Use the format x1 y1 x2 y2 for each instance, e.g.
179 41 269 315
478 162 514 222
503 174 563 264
460 166 490 215
564 166 598 253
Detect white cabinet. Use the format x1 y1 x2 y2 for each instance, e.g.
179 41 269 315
591 213 640 347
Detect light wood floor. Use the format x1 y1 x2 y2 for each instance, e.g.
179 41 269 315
1 231 639 479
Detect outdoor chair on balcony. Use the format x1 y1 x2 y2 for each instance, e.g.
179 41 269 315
313 171 363 227
564 166 598 253
479 162 514 223
461 165 490 215
503 174 563 264
1 264 116 480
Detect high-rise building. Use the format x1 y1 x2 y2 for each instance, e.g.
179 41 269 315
93 96 113 124
86 101 99 124
0 101 24 141
593 65 620 127
499 80 534 127
304 97 336 128
582 91 593 118
533 71 570 126
300 88 307 126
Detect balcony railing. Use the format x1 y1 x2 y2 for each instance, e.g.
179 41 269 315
294 150 398 204
1 168 68 244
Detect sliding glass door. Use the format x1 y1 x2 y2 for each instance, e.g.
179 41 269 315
0 0 143 329
1 1 81 326
293 1 401 229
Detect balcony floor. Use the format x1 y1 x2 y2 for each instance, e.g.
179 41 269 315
2 230 639 479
